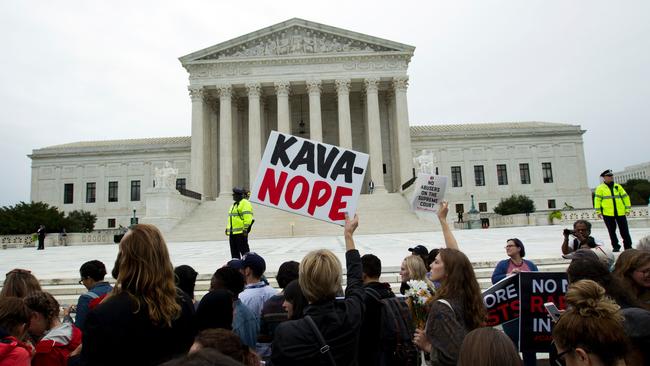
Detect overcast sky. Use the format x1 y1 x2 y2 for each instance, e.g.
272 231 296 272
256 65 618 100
1 0 649 207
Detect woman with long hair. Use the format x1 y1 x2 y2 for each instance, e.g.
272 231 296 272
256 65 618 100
613 249 650 307
78 224 195 366
1 268 41 298
399 255 435 294
552 279 628 366
413 202 486 366
457 327 521 366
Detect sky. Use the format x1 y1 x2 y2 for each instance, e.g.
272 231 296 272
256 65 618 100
1 0 649 207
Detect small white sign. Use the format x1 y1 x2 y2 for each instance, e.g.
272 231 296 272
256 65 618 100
250 131 369 226
410 174 448 213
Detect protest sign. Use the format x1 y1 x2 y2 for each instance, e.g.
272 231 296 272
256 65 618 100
250 131 369 226
482 274 520 327
518 272 568 353
410 174 447 213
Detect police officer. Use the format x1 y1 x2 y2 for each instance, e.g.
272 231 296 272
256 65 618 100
594 169 632 252
226 187 254 259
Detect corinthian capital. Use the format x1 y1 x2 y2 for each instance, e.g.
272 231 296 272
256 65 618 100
274 81 291 97
246 83 261 98
392 76 409 92
216 85 232 99
364 77 380 93
188 87 204 101
306 79 322 95
335 78 351 94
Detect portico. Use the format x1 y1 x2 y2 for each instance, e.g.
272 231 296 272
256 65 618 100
180 18 415 199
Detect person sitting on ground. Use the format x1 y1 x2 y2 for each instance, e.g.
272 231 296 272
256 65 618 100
399 254 435 295
491 238 538 366
25 291 82 366
211 266 258 349
189 329 261 366
78 224 196 366
175 265 199 308
613 249 650 308
1 268 42 298
413 201 487 366
271 214 364 365
359 253 396 366
67 260 112 332
561 219 604 255
195 289 234 331
457 327 521 366
230 252 278 319
552 279 628 366
0 297 33 366
282 279 307 321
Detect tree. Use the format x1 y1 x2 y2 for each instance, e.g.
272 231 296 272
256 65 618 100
621 179 650 205
493 194 536 215
64 210 97 233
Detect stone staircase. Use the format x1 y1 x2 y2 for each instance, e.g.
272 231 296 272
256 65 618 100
166 193 435 242
8 257 571 307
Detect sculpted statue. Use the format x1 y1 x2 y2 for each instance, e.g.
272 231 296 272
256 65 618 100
414 150 435 175
154 161 178 190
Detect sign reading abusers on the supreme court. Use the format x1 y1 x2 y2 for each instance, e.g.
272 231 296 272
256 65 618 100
250 131 369 226
410 173 447 213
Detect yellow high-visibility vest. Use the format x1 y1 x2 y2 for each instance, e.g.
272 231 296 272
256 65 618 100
594 183 631 216
226 199 254 235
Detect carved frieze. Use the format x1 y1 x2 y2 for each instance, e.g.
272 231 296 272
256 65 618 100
198 26 396 60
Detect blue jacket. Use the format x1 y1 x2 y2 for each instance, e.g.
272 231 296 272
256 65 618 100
491 259 539 284
75 281 112 331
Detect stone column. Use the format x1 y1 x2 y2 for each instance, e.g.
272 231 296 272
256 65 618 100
275 81 291 134
307 79 323 141
247 83 262 186
393 76 414 189
218 85 233 196
336 78 352 149
365 77 386 193
189 87 206 195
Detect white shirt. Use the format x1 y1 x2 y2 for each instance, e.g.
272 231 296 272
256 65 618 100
239 281 278 318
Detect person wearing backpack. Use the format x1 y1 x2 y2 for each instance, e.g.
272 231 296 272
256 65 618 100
360 254 418 366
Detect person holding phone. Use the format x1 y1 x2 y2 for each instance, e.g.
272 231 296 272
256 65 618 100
561 220 604 255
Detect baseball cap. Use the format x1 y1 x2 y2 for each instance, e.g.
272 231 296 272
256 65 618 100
408 245 429 256
230 252 266 274
600 169 614 177
562 248 598 261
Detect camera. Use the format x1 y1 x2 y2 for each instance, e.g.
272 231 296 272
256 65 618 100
563 229 575 237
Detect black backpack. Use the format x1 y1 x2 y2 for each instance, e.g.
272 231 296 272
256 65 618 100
366 288 419 366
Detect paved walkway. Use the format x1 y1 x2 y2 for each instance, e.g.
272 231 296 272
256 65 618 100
2 226 649 280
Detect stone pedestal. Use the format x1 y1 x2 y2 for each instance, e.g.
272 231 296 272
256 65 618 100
142 188 200 233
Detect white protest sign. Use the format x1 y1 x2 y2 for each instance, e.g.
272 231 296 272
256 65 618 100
250 131 369 226
410 173 448 213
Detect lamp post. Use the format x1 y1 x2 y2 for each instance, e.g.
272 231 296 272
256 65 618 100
131 207 138 226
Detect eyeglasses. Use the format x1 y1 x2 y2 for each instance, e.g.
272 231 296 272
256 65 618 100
78 278 86 285
555 347 574 365
505 245 517 249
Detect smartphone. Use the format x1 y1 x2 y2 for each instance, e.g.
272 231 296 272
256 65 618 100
544 302 561 321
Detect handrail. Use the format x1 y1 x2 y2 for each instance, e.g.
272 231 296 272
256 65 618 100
177 187 202 200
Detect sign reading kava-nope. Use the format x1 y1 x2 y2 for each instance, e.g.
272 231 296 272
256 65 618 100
250 131 369 226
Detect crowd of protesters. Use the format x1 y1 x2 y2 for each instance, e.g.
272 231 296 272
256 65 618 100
2 201 650 366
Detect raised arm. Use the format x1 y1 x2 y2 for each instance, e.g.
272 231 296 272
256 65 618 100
437 201 459 250
344 213 358 251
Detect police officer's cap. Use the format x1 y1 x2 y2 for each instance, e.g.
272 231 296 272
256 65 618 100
600 169 614 177
232 187 246 195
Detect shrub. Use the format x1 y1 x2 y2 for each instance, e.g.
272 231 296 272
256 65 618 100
493 195 536 215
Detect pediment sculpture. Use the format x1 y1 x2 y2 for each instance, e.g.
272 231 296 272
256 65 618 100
154 161 178 191
199 26 396 60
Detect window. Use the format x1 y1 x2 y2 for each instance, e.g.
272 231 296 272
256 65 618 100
176 178 186 190
108 181 118 202
548 199 556 209
63 184 74 204
474 165 485 186
455 204 464 214
107 218 116 228
479 202 488 212
382 164 387 174
451 166 462 187
497 164 508 185
130 180 141 201
86 182 96 203
542 162 554 183
520 163 531 184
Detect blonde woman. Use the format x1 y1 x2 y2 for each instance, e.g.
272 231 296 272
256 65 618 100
400 254 435 295
78 224 195 366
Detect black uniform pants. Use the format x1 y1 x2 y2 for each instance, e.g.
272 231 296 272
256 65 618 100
229 233 250 259
37 236 45 250
603 215 632 250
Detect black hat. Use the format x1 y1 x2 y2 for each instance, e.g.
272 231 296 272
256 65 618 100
408 245 429 256
600 169 614 177
232 187 246 195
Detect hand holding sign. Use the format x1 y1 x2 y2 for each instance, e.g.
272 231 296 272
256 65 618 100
250 131 368 226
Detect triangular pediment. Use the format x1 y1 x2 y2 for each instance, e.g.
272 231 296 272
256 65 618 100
180 18 415 63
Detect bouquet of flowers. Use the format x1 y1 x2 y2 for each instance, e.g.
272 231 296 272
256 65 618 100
405 279 433 329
